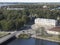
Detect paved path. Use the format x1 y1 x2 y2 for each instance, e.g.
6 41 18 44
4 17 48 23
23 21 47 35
0 31 16 44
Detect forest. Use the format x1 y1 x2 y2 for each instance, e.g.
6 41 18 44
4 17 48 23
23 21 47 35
0 3 60 31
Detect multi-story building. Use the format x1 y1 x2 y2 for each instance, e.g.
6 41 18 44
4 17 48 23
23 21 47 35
32 18 60 35
35 18 57 27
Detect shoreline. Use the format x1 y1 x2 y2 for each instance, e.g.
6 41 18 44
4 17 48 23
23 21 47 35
32 36 60 43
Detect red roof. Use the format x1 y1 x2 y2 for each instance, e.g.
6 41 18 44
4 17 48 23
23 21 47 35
49 26 60 32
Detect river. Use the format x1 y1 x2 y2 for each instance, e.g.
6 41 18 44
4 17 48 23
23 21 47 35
0 3 18 7
7 38 59 45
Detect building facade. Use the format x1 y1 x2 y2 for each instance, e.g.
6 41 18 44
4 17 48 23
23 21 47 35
35 18 57 27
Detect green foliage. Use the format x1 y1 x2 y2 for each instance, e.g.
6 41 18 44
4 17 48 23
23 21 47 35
0 4 60 31
0 20 14 31
22 15 30 24
0 11 4 20
18 34 30 39
15 18 24 29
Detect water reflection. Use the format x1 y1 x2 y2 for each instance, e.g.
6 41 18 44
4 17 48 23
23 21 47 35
7 38 35 45
7 38 59 45
36 39 59 45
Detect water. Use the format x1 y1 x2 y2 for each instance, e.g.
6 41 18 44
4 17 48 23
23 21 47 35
0 3 17 7
7 38 59 45
7 38 35 45
36 39 59 45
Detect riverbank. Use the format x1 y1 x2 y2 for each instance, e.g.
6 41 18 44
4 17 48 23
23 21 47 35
7 38 59 45
32 35 60 43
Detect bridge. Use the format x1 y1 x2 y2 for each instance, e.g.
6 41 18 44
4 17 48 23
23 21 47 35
0 31 17 44
0 30 29 44
0 30 31 44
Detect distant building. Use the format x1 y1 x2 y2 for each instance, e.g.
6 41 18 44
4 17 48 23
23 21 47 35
43 5 47 8
7 8 24 10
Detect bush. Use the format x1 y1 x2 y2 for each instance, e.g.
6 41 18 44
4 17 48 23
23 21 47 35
18 34 30 39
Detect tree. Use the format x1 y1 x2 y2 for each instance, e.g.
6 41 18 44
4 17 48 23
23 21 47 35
15 18 24 30
22 15 30 24
0 20 14 31
0 12 4 20
25 9 30 16
0 22 2 30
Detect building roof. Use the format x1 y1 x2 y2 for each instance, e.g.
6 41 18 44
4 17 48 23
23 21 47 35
35 18 56 21
49 26 60 32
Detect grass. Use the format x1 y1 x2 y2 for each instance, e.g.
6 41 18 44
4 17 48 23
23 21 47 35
47 36 60 41
37 34 60 41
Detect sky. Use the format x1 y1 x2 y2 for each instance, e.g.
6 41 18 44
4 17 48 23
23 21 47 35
0 0 60 2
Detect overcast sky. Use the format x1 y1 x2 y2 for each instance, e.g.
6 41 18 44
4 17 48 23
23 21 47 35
0 0 60 2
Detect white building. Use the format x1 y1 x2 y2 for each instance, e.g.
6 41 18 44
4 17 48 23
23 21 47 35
32 18 60 35
43 5 47 8
7 8 24 10
35 18 57 27
32 18 57 30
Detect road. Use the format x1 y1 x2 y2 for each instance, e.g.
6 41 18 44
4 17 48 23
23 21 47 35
0 31 16 44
